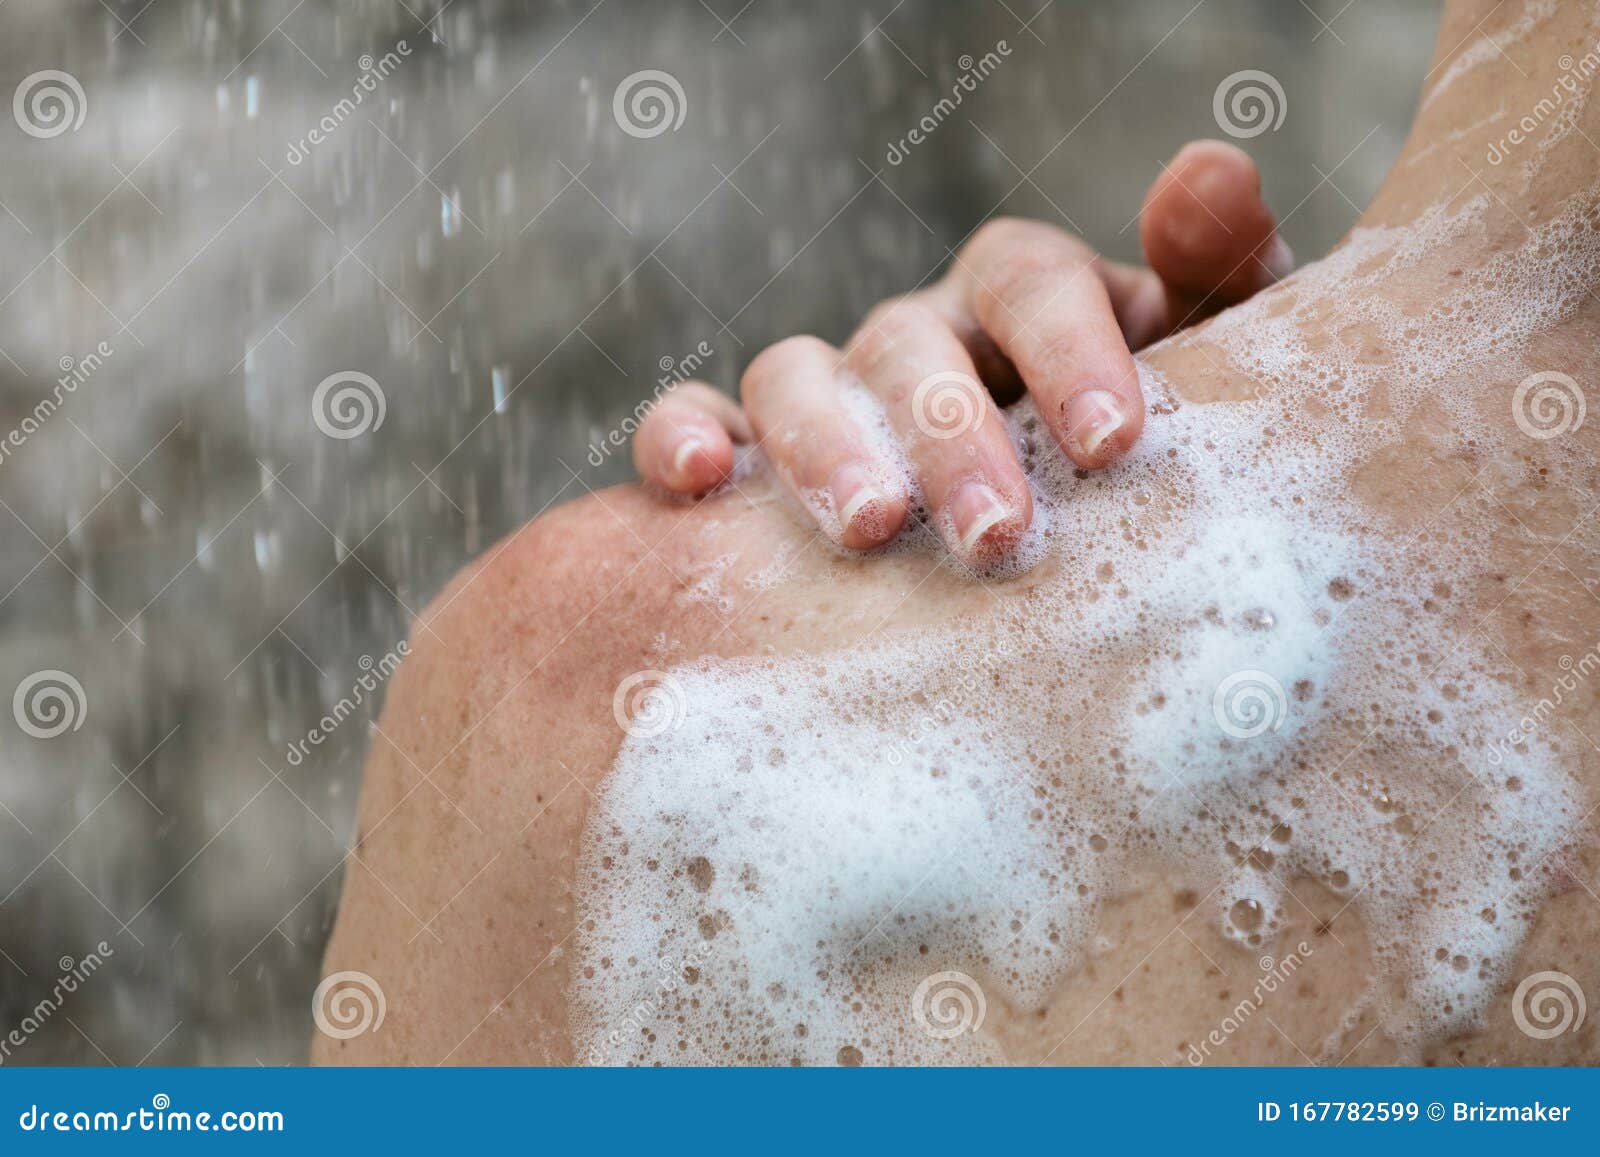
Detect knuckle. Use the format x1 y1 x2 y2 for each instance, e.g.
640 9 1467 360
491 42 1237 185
988 251 1058 302
974 254 1057 325
979 255 1098 339
851 298 943 367
966 215 1087 262
741 335 829 402
966 215 1035 256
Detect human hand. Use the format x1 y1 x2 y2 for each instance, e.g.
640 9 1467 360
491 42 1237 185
633 140 1290 563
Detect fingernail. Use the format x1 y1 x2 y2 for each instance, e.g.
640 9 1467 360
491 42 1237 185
829 465 890 541
1261 235 1295 283
1065 390 1125 459
672 436 707 483
949 480 1014 557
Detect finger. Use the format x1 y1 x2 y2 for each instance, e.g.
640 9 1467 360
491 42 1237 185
844 297 1031 565
957 218 1145 470
740 335 910 550
1087 258 1172 351
1053 140 1291 349
632 383 748 494
1057 140 1292 348
1140 139 1291 309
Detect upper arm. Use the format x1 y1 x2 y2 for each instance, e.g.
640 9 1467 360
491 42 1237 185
311 488 688 1064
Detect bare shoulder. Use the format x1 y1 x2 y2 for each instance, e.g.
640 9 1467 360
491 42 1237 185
312 451 1057 1065
312 483 753 1064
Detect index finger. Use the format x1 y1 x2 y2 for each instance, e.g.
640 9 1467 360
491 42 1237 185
952 218 1145 469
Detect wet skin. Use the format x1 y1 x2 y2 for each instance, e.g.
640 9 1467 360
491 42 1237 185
315 0 1600 1065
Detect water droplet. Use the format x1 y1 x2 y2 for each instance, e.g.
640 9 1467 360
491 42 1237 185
491 365 510 414
1229 898 1264 932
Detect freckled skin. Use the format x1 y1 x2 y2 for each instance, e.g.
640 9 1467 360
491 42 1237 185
316 1 1600 1065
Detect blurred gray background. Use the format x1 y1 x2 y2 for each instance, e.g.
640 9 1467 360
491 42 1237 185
0 0 1436 1064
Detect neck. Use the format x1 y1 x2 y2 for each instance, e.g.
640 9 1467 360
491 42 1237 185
1364 0 1600 237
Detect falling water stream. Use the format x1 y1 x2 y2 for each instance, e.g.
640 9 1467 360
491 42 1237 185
0 0 1429 1063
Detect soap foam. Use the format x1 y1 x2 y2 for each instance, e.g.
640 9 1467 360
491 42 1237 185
574 189 1598 1065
